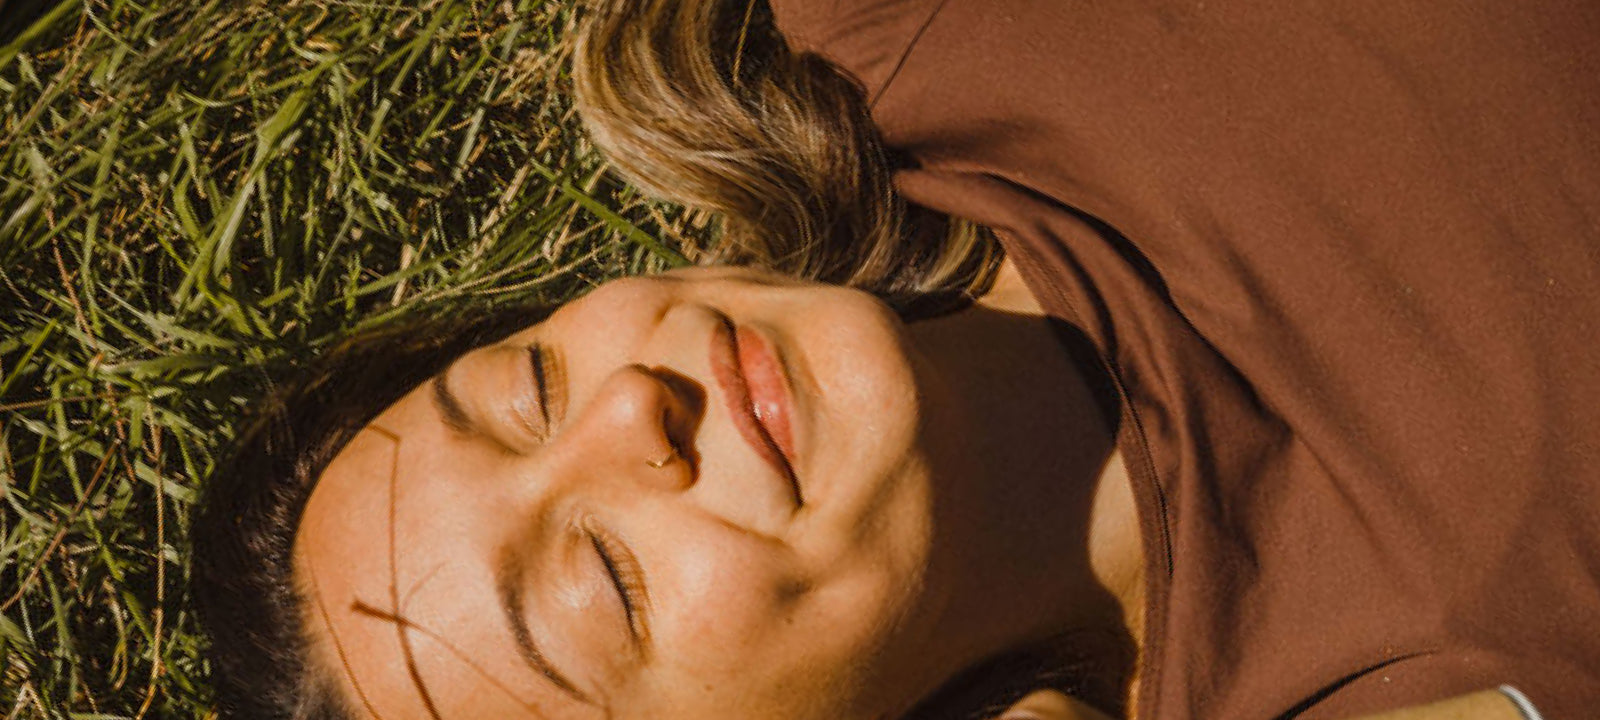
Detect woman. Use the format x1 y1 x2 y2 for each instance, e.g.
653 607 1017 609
190 0 1600 718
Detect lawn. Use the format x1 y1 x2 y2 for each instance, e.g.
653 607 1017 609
0 0 693 715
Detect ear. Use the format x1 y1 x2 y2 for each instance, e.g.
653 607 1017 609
993 689 1119 720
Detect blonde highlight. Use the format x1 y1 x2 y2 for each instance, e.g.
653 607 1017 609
572 0 1000 316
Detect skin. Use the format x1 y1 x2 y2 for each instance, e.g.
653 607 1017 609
998 688 1525 720
293 261 1146 720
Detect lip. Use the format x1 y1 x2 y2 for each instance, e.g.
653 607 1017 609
734 324 799 468
709 316 803 505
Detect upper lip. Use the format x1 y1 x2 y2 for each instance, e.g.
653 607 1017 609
709 314 803 506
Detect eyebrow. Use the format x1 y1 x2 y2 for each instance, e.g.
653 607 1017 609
495 545 595 707
431 372 474 434
435 366 597 708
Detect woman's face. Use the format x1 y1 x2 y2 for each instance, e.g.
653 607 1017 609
294 267 969 720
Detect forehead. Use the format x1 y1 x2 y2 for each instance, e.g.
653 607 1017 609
295 398 585 720
292 398 842 720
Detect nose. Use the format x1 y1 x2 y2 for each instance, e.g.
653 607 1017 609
580 363 704 491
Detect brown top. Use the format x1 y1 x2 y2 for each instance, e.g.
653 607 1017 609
771 1 1600 718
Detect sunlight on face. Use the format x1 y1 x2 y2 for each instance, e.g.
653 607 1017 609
293 267 950 720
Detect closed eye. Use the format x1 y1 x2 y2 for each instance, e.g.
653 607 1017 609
587 526 652 654
528 343 567 441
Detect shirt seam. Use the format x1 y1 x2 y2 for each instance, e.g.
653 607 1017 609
867 0 956 110
995 228 1175 720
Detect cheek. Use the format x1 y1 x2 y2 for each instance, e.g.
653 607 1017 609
656 536 802 654
637 533 915 718
545 277 671 356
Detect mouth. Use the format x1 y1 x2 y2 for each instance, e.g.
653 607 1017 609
709 314 803 506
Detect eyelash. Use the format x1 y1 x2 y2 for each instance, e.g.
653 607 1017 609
587 525 648 644
528 343 562 440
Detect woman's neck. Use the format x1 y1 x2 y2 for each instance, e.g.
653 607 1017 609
977 256 1145 635
973 253 1049 316
907 254 1147 711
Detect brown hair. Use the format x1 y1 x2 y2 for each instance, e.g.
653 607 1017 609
571 0 1001 318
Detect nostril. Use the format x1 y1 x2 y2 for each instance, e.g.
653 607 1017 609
643 366 705 475
646 366 706 417
656 407 699 476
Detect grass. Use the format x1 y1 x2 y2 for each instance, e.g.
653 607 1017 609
0 0 699 715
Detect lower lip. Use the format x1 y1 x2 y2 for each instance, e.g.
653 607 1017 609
709 321 800 496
